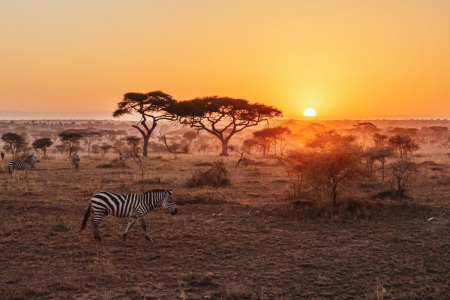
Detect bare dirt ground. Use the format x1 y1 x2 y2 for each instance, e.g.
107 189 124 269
0 153 449 299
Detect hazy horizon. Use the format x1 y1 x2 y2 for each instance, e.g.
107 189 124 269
0 109 449 122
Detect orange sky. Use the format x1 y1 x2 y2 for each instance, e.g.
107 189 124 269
1 1 450 119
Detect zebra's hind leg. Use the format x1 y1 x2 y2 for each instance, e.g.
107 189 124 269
123 217 138 241
92 218 102 241
139 218 153 242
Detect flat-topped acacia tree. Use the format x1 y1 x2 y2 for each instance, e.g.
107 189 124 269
113 91 177 157
168 96 282 156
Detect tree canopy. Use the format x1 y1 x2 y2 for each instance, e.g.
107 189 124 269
32 137 54 157
58 130 83 157
388 134 419 160
253 126 291 156
168 96 282 155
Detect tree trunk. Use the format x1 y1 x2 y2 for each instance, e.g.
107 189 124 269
332 185 338 205
142 137 149 157
220 140 229 156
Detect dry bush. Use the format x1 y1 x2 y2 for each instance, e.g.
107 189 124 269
186 161 230 188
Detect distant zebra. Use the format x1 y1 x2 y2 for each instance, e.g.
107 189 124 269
8 154 40 179
81 188 178 241
118 152 125 167
72 153 80 172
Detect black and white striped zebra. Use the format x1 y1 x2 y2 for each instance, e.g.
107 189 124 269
8 154 40 179
81 188 177 241
72 153 80 172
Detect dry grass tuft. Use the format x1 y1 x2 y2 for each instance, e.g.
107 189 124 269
186 161 231 188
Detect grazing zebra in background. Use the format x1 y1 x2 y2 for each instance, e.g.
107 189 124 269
72 153 80 172
81 188 177 241
118 152 125 167
8 154 40 179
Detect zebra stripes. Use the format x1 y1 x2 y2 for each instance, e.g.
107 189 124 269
8 154 39 179
72 153 80 172
81 188 177 241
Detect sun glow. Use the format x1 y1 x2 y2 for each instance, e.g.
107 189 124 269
303 108 317 117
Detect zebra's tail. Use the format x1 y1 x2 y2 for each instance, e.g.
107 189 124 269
81 202 92 231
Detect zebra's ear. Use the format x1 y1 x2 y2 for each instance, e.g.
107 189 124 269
167 188 173 195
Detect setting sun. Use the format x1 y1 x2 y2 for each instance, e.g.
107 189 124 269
303 108 317 117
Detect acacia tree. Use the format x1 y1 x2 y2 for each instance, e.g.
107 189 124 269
113 91 177 157
388 134 419 160
373 133 388 146
1 132 25 158
242 138 259 154
58 130 83 157
182 131 198 152
32 138 54 158
80 129 101 156
353 122 379 144
125 136 141 156
99 143 113 157
169 96 282 156
253 126 291 156
364 146 395 181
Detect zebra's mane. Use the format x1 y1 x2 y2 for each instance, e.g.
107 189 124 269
27 154 36 160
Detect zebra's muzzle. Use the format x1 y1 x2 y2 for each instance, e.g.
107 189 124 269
170 209 178 216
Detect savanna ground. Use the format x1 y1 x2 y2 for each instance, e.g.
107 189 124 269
0 147 449 299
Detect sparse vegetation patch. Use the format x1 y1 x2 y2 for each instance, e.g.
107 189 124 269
186 161 231 188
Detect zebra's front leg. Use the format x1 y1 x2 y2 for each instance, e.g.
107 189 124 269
139 218 153 242
123 217 138 241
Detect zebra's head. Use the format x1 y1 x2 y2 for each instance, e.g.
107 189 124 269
29 154 39 163
162 188 177 215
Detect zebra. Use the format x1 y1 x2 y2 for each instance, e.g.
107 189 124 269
118 152 125 167
8 154 40 179
81 188 177 241
72 153 80 172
